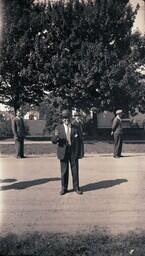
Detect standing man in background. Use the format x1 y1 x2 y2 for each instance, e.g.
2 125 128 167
111 109 123 158
52 109 83 195
73 111 84 158
12 109 25 158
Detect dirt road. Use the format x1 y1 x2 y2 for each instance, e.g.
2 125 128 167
0 153 145 235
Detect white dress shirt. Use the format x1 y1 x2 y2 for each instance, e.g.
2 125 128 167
63 123 71 145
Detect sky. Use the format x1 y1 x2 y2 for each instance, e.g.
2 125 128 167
0 104 7 111
130 0 145 33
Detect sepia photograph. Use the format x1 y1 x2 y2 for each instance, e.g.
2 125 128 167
1 0 145 255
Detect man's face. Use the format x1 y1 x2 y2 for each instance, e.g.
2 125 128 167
118 112 123 118
63 117 71 126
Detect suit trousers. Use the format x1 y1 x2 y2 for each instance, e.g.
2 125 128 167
15 138 24 158
60 145 79 191
114 132 123 157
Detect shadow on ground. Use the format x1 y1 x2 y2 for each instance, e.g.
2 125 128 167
0 179 17 183
0 177 60 191
81 179 128 192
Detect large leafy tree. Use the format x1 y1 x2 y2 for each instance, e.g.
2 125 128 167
0 0 141 115
0 0 46 113
34 0 139 112
130 32 145 112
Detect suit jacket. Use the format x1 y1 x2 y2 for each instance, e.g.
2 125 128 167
112 116 123 134
72 120 84 158
12 117 25 139
52 123 82 160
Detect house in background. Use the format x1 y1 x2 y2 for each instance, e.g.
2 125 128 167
24 110 40 120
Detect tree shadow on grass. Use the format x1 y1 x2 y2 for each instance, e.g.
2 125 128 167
0 179 17 183
120 154 145 157
26 155 56 158
100 154 145 158
84 155 97 158
99 154 113 157
81 179 128 192
0 177 60 191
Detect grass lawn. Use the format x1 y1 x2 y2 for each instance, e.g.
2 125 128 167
1 140 145 155
0 230 145 256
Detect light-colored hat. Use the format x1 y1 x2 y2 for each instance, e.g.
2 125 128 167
116 109 123 114
62 109 71 118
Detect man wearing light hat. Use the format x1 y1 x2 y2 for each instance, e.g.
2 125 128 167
111 109 123 158
52 109 83 195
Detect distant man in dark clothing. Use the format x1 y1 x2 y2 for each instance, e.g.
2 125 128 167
73 111 84 158
111 109 123 158
52 109 83 195
12 110 25 158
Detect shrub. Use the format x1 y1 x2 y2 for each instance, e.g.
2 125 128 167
0 120 13 138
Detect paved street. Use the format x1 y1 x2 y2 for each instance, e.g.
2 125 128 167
0 153 145 235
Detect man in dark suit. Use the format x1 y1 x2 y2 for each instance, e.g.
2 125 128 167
12 110 25 158
72 111 84 158
52 109 83 195
111 109 123 158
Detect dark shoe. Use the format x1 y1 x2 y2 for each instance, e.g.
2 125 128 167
59 189 67 195
75 190 83 195
113 156 120 158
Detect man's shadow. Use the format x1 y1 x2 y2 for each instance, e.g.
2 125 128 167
81 179 128 192
0 177 60 191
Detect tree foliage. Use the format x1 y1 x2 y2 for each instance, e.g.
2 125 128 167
0 0 143 114
0 0 46 113
34 0 139 112
130 32 145 112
